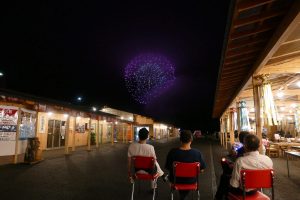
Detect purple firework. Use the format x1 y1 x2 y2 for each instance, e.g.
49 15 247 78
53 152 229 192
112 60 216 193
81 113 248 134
125 53 175 104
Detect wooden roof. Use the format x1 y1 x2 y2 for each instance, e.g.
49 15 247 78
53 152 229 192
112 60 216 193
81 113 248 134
213 0 298 118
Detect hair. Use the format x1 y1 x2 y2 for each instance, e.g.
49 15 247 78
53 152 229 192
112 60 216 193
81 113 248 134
180 130 193 143
138 128 149 140
244 134 260 151
239 131 250 144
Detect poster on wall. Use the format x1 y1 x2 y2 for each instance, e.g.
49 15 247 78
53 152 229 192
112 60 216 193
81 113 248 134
19 108 36 140
0 106 18 156
0 106 18 141
76 123 85 133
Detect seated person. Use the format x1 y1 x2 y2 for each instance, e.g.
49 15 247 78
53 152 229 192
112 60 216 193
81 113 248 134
165 130 206 200
127 128 164 188
214 131 249 200
229 134 273 195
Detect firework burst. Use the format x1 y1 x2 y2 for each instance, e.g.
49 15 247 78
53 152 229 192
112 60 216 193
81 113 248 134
125 53 175 104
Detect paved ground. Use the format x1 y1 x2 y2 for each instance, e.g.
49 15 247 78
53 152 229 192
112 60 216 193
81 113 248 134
0 137 299 200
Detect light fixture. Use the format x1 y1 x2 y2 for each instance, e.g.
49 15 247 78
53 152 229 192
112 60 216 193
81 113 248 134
0 72 3 77
77 96 82 101
47 112 53 116
63 114 69 118
76 116 81 120
92 107 97 112
276 92 284 98
121 116 124 120
280 107 285 111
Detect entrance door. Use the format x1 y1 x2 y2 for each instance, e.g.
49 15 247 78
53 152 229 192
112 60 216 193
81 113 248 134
47 120 66 148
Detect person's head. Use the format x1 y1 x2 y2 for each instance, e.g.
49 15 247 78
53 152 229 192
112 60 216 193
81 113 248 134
180 130 193 144
138 128 149 141
244 134 260 152
239 131 250 144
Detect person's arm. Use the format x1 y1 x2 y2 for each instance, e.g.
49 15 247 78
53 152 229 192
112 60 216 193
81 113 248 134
230 159 242 188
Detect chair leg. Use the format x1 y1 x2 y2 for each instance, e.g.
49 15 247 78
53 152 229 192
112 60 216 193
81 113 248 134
170 189 174 200
152 178 158 200
131 182 135 200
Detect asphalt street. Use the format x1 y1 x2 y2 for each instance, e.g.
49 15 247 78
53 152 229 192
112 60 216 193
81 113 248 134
0 137 299 200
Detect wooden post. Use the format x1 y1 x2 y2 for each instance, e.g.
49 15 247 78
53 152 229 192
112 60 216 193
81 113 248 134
96 119 99 148
229 108 235 145
236 101 241 133
111 123 114 145
72 116 76 151
87 117 91 151
125 125 128 144
64 115 70 155
220 118 223 146
253 75 263 153
13 108 22 164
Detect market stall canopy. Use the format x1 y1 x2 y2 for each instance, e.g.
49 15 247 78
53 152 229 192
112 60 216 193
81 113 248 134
213 0 299 118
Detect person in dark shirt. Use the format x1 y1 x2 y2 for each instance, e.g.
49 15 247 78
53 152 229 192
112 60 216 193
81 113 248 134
165 130 206 200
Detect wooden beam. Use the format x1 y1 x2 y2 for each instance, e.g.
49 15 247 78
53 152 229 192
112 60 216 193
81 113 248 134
231 24 276 40
228 38 267 51
253 4 300 75
227 46 262 58
259 58 300 74
225 54 256 65
237 0 275 12
234 10 286 28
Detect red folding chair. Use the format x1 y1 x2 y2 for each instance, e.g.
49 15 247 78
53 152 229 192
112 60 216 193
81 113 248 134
130 156 159 200
227 169 274 200
171 162 200 200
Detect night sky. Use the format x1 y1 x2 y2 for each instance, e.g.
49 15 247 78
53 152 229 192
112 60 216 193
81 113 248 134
0 1 230 131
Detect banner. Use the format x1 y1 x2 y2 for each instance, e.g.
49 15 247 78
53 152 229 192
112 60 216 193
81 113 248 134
0 106 19 156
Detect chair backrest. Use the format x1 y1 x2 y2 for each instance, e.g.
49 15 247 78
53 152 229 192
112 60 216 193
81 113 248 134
132 156 155 170
241 169 274 189
173 162 200 178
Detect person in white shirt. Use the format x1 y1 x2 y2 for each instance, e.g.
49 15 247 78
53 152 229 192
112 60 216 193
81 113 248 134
127 128 164 188
229 134 273 194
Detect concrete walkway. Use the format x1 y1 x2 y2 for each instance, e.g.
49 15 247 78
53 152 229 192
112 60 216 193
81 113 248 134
0 137 299 200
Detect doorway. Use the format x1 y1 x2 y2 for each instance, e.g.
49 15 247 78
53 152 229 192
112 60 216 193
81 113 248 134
47 120 66 148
